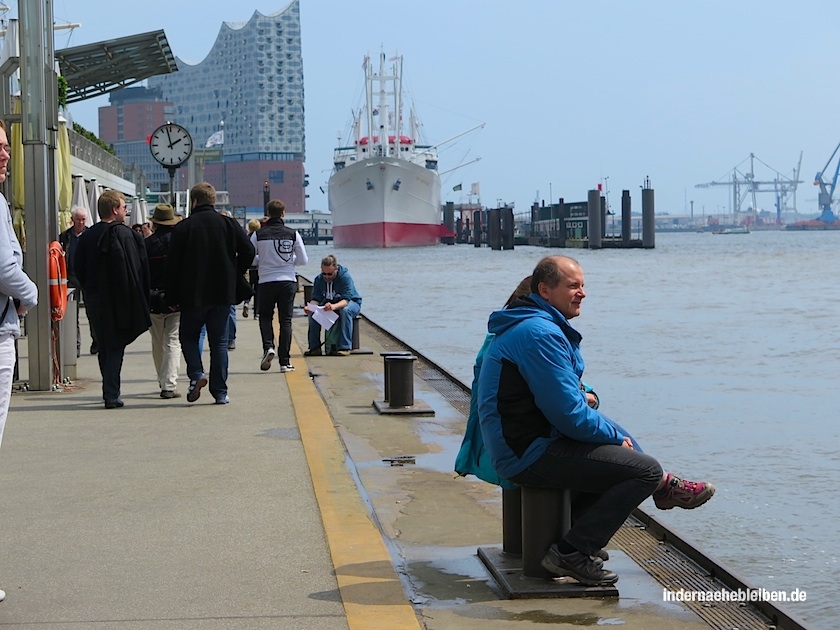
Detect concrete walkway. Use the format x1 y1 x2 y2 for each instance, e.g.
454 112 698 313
0 304 416 629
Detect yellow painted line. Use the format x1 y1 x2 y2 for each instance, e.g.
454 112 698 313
286 337 422 630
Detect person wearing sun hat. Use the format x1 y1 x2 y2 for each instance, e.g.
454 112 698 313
145 204 182 399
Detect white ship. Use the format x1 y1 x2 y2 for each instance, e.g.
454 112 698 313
328 52 442 248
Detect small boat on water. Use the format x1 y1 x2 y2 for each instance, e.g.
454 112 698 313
712 226 750 234
328 52 442 248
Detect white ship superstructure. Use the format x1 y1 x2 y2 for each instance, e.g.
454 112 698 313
328 52 442 248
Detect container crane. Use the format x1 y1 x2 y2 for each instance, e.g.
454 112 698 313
813 141 840 223
695 153 802 224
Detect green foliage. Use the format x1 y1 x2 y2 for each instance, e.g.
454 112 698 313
72 122 115 156
57 75 68 109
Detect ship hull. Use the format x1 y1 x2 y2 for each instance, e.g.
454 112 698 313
328 157 442 248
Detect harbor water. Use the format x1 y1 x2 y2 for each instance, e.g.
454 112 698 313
304 231 837 629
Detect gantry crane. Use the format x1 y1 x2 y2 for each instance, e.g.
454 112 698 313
813 142 840 223
695 152 803 224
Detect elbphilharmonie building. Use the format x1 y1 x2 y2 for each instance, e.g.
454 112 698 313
103 0 306 213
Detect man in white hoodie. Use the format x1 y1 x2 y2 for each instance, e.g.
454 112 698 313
250 199 308 373
0 119 38 602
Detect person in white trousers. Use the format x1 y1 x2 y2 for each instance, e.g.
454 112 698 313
0 119 38 602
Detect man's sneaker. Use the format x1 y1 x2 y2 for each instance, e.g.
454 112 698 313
280 364 295 373
260 348 276 371
186 374 208 403
228 340 236 350
0 588 5 601
214 395 230 405
653 473 716 510
242 303 249 318
334 349 350 357
541 544 619 586
303 348 322 357
160 390 182 399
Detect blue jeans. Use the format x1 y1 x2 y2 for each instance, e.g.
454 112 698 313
180 305 231 400
307 301 360 352
511 438 662 556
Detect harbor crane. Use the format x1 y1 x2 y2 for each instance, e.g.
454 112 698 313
813 141 840 222
695 152 803 224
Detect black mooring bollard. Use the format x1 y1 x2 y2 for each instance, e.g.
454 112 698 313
380 352 412 402
385 354 417 408
521 486 572 579
352 316 361 350
302 284 313 305
502 487 522 556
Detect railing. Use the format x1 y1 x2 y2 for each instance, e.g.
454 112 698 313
67 128 125 177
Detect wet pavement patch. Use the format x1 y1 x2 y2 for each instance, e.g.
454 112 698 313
259 427 301 440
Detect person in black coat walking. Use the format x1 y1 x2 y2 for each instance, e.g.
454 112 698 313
166 182 254 404
75 189 151 409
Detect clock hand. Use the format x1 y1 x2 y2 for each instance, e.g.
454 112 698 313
165 127 173 148
170 138 183 147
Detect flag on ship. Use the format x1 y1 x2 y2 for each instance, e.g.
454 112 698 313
453 183 462 192
205 130 224 148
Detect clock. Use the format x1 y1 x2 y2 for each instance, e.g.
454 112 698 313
149 122 193 168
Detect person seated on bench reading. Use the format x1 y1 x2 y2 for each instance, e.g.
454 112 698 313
477 255 715 587
303 254 362 356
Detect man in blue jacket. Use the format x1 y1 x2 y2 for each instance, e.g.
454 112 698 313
477 255 714 586
303 254 361 356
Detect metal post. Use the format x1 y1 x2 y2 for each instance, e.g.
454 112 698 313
20 0 55 390
380 351 411 402
502 487 522 556
386 355 416 408
521 487 571 579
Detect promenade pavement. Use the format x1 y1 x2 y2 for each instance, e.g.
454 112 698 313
0 301 726 630
0 305 418 629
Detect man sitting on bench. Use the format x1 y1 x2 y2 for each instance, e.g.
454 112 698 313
477 255 715 586
304 254 362 356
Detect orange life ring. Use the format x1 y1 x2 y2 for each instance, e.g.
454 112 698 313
48 241 67 321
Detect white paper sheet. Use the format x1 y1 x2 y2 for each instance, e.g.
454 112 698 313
311 304 339 330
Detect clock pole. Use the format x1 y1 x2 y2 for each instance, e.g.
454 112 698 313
167 166 178 207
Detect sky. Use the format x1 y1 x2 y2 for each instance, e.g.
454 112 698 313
29 0 840 219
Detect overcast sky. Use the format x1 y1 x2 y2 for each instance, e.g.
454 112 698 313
37 0 840 218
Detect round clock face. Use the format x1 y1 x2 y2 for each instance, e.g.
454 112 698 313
150 123 193 167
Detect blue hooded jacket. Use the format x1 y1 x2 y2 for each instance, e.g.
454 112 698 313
476 293 625 480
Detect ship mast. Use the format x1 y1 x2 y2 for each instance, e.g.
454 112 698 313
364 54 374 157
394 55 403 151
376 51 388 158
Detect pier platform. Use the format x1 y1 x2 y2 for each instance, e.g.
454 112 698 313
0 299 808 629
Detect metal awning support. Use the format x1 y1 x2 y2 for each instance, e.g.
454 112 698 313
55 30 177 103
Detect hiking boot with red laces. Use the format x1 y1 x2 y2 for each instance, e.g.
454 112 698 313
653 473 715 510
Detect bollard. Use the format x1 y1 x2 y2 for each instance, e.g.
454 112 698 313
380 351 412 402
521 486 571 579
303 284 313 305
385 354 416 408
352 315 361 350
502 487 522 556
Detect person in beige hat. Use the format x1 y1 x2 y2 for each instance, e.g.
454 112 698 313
145 204 182 398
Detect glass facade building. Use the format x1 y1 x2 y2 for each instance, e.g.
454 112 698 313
105 0 306 213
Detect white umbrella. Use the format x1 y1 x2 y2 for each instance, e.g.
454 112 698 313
87 178 101 223
134 198 148 226
71 174 93 227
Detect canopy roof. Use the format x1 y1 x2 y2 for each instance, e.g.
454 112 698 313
55 30 177 104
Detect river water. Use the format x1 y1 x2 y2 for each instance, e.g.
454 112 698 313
304 231 837 628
